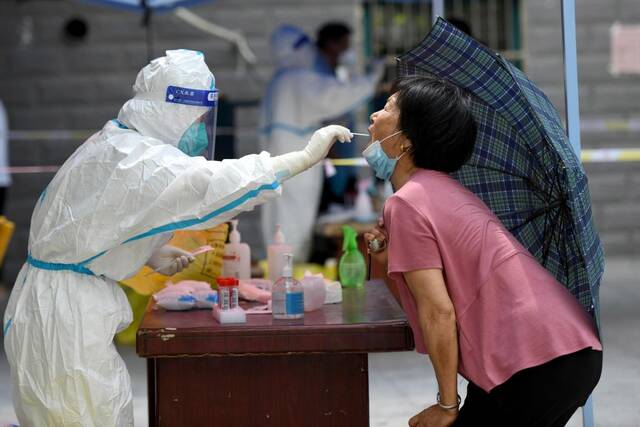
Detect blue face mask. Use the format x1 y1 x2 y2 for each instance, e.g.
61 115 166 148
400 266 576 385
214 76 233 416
362 130 404 180
177 107 217 158
178 121 209 157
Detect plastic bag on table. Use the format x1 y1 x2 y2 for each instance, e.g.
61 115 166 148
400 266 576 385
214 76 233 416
154 280 218 309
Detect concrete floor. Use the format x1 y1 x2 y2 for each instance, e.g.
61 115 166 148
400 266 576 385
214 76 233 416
1 257 638 426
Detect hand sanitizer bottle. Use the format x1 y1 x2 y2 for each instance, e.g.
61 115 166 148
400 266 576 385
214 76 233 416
272 253 304 320
222 219 251 279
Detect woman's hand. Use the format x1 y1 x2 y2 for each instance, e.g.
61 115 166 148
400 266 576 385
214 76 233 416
408 404 458 427
364 218 388 267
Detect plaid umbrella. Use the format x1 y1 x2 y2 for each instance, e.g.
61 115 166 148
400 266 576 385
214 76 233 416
397 18 604 326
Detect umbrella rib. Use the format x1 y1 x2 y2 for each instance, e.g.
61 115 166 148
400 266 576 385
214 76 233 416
552 204 569 286
540 203 549 261
506 199 557 235
542 200 563 266
550 151 565 195
520 137 564 206
525 145 558 200
561 211 572 290
498 199 562 220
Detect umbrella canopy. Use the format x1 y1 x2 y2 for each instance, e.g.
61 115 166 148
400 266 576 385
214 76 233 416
397 18 604 326
81 0 213 12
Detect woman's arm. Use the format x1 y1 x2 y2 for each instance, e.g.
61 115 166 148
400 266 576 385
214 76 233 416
404 268 459 425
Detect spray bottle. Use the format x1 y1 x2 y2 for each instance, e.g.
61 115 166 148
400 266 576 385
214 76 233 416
338 225 366 288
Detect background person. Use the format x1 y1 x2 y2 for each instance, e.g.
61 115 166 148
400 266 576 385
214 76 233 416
315 22 360 210
260 24 383 261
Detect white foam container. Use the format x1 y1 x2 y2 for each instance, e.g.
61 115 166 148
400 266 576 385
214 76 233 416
212 306 247 324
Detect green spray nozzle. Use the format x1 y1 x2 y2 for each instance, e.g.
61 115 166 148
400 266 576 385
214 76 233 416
342 225 358 251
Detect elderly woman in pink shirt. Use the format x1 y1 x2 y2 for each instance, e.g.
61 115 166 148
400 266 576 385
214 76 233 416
364 76 602 427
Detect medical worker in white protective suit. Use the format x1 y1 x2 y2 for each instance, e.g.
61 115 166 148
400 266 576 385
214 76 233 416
3 49 352 426
260 25 383 260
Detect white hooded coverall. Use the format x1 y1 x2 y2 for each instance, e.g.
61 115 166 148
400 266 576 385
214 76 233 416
2 49 351 426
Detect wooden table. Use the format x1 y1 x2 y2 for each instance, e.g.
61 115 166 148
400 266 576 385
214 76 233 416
137 280 414 427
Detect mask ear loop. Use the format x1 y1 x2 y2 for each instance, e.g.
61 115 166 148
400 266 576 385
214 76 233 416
396 140 413 161
382 131 406 161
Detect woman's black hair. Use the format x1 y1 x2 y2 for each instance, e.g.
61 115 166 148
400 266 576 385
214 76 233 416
392 75 477 173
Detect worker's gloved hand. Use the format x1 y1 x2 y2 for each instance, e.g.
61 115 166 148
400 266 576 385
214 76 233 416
272 125 352 182
146 245 195 276
304 125 352 164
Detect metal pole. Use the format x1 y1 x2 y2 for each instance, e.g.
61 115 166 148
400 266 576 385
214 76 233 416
583 396 595 427
432 0 444 24
562 3 593 426
561 0 581 157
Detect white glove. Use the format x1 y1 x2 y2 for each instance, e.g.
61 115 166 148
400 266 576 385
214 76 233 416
146 245 195 276
272 125 352 181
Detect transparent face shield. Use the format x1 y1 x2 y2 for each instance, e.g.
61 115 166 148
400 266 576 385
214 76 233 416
166 85 218 159
178 106 218 159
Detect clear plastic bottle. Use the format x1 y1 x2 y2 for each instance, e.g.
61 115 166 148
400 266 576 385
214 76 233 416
271 273 285 318
272 253 304 320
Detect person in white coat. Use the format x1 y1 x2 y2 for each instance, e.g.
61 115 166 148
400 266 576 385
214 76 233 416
2 49 352 427
260 25 383 261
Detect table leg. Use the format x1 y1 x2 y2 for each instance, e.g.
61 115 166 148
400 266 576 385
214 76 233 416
151 353 369 427
147 358 157 427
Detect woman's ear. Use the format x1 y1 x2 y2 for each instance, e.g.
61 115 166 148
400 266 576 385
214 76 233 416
399 135 413 153
393 139 405 155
